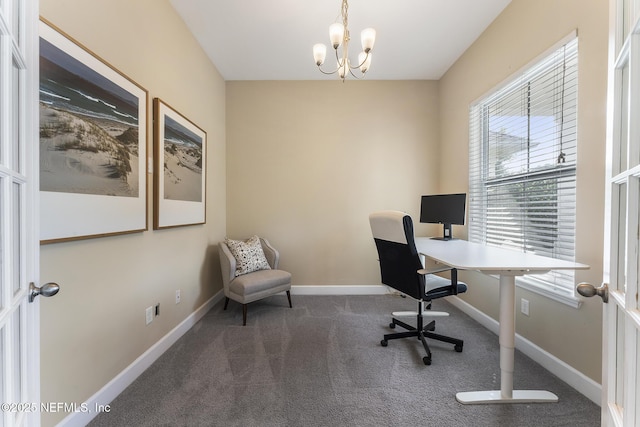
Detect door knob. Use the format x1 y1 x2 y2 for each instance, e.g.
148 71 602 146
29 282 60 303
576 282 608 303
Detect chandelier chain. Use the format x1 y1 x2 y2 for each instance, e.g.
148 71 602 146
342 0 349 33
340 0 350 68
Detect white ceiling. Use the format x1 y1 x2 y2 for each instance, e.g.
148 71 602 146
169 0 512 81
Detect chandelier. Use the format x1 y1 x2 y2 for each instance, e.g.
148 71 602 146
312 0 376 81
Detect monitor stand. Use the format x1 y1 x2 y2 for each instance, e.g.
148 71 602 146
431 223 454 241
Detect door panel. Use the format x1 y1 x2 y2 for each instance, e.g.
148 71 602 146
602 1 640 425
0 0 39 426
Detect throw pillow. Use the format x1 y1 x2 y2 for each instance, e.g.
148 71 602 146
225 235 271 277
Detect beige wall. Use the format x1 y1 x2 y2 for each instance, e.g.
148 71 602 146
226 81 443 286
439 0 608 382
38 1 226 425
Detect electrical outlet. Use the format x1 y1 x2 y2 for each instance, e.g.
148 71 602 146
521 298 530 316
155 303 160 316
145 306 154 325
175 289 181 304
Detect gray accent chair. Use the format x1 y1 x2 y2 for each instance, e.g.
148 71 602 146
218 237 292 325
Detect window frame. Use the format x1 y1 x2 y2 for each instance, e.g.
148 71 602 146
468 32 581 308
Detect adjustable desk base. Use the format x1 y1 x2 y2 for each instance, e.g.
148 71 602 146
456 390 558 404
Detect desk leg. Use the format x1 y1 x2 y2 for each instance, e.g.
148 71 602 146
456 274 558 404
499 274 515 398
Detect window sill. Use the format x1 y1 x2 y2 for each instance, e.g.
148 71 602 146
515 277 583 309
481 273 583 308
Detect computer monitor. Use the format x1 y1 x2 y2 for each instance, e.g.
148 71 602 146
419 193 466 240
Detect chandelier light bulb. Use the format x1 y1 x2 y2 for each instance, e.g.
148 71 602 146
313 44 327 66
329 23 345 49
358 52 371 73
361 28 376 53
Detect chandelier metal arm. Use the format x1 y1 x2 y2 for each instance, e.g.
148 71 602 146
349 51 370 70
314 48 345 75
335 47 346 67
316 65 341 75
347 66 364 79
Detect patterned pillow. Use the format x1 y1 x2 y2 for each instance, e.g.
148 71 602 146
225 235 271 277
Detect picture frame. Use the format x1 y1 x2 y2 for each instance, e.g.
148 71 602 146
153 98 206 229
39 19 148 243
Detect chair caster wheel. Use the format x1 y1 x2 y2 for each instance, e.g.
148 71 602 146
423 356 431 365
389 322 396 329
454 345 463 352
381 340 388 347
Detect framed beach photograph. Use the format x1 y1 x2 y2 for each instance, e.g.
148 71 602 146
153 98 206 229
39 19 148 243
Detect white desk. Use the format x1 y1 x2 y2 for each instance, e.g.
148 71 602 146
414 237 589 404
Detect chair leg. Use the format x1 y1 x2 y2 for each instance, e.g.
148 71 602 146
229 296 290 326
391 318 417 332
242 304 247 326
423 330 464 352
424 319 436 332
418 331 433 365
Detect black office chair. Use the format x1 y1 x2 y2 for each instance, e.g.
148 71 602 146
369 210 466 365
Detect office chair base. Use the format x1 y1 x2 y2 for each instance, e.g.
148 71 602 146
381 314 463 365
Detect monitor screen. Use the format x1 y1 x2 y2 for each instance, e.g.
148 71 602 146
419 193 466 240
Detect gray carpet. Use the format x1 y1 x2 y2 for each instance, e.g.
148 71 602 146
89 294 600 427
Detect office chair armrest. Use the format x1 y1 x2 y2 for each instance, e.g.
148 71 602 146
417 267 453 275
420 267 466 300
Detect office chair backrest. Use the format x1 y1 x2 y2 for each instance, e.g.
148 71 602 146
369 211 424 300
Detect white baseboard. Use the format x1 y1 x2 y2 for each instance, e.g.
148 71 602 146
447 296 602 406
57 291 223 427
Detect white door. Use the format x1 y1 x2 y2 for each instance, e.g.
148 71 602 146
593 0 640 425
0 0 45 426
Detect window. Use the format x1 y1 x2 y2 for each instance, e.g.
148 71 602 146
468 35 579 304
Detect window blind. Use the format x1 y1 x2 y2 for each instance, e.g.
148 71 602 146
468 37 579 297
